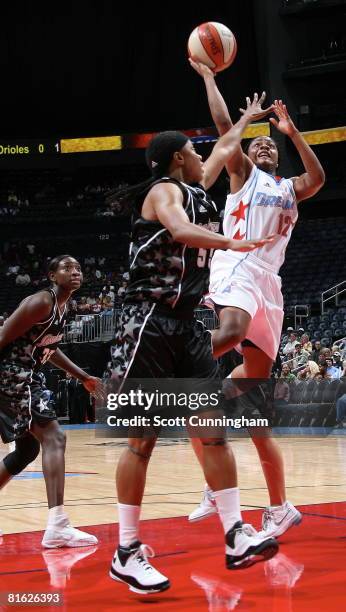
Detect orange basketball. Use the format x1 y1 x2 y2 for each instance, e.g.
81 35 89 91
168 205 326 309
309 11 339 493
188 22 237 73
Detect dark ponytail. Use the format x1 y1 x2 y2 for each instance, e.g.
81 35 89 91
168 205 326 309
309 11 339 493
106 131 189 207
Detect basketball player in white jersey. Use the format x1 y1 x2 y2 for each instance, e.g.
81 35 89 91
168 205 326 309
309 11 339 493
189 60 325 538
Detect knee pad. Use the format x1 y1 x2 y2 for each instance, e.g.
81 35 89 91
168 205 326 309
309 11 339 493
3 435 40 476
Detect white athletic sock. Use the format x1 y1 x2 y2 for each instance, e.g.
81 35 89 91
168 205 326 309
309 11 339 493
118 503 141 548
213 487 241 534
47 505 69 530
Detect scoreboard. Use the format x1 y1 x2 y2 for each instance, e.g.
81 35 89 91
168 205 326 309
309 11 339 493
0 125 344 157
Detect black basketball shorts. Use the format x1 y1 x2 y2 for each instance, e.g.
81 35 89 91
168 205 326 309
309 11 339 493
112 302 219 382
0 365 57 443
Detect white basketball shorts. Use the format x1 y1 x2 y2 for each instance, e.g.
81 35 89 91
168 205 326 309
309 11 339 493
208 251 284 361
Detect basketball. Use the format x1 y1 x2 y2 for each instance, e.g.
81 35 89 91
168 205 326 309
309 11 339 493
188 22 237 72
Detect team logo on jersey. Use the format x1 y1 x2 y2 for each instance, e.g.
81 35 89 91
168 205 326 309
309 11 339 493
36 333 63 347
254 191 294 210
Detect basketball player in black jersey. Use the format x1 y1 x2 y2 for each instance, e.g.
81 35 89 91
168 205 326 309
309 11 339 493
0 255 102 547
109 101 280 595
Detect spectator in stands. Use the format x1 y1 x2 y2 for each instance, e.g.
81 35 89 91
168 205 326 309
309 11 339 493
318 348 332 368
292 343 310 372
94 268 102 280
77 297 90 315
335 361 346 426
297 360 320 379
311 340 322 363
297 327 305 339
332 351 343 375
325 357 341 380
86 292 97 306
300 333 312 354
100 284 115 302
90 299 102 314
274 379 290 407
282 333 299 357
0 316 4 327
15 269 31 286
26 243 35 256
280 362 296 382
6 264 20 276
117 281 127 300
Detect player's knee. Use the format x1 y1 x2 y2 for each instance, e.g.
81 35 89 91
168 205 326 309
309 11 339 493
217 320 246 349
41 428 66 452
201 437 226 447
128 436 156 459
3 435 40 476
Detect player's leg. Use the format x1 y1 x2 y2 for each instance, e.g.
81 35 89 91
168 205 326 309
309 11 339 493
110 433 170 593
0 435 39 539
191 430 278 569
188 318 278 568
234 347 302 536
110 306 172 594
212 306 251 358
30 419 98 548
0 433 40 489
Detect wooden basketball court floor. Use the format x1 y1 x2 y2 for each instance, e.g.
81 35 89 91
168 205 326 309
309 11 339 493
0 426 345 611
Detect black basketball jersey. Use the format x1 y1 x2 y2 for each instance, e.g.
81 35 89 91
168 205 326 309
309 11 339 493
125 178 219 312
0 288 67 372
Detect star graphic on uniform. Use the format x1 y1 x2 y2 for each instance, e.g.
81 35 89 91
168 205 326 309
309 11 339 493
123 316 142 339
233 228 246 240
231 200 249 223
162 274 175 285
112 364 124 377
112 346 123 360
167 256 182 270
153 250 165 263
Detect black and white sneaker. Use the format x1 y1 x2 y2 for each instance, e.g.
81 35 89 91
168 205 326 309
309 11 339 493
226 522 278 569
109 541 170 594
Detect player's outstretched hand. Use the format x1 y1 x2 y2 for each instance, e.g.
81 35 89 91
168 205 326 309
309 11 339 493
269 100 297 137
83 376 105 401
189 57 215 78
239 92 274 122
229 234 275 252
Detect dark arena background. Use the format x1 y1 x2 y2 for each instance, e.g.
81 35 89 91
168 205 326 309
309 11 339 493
0 2 346 611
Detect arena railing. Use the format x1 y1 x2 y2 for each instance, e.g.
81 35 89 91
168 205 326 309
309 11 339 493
61 307 218 343
321 280 346 314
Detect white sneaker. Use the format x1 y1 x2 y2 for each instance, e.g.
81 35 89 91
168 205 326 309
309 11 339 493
258 501 302 539
42 546 98 588
226 521 278 569
109 541 170 594
188 485 217 522
42 525 98 548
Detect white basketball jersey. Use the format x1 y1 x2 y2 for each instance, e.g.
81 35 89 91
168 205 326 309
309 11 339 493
222 164 298 273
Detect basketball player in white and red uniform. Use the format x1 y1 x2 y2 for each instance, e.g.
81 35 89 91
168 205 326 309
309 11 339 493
189 60 325 538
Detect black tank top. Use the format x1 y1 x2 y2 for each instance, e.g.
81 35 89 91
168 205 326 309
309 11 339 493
0 288 67 371
125 178 219 313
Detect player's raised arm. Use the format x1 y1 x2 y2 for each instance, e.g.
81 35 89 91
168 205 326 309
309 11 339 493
269 100 325 202
189 59 233 135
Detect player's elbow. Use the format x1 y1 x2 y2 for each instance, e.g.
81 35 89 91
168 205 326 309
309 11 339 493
170 224 189 243
317 167 326 188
